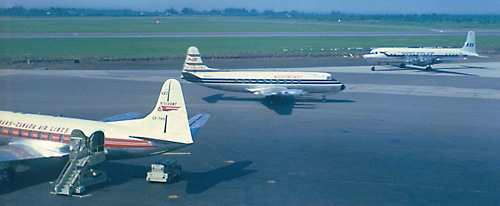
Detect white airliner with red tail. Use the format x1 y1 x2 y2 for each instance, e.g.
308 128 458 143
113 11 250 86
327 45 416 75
0 79 210 181
363 31 486 71
181 46 345 102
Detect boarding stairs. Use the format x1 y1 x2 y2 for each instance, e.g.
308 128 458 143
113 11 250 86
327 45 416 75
53 130 108 196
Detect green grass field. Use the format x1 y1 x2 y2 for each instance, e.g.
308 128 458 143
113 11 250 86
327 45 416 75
0 16 499 58
2 35 498 58
0 17 418 33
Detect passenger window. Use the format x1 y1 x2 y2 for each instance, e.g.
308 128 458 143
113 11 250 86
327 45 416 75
28 131 33 139
59 134 64 143
38 132 42 140
0 126 3 135
18 129 23 137
48 133 53 141
8 128 13 136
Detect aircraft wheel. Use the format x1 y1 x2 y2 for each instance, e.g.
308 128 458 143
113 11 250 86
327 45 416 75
426 66 432 71
1 169 14 182
371 66 375 71
1 170 8 181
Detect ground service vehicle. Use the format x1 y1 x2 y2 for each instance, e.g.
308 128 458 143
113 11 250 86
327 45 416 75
146 159 181 183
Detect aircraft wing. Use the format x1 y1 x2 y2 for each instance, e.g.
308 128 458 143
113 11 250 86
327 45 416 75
436 57 468 62
247 87 306 96
247 87 288 96
0 141 68 162
189 113 211 138
100 112 142 122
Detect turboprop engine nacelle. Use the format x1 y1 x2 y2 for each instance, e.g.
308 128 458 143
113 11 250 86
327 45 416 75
279 89 307 97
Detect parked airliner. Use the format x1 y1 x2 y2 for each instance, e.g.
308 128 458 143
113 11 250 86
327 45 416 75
0 79 210 181
181 46 345 102
363 31 485 71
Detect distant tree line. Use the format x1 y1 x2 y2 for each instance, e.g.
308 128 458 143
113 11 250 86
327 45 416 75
1 6 498 23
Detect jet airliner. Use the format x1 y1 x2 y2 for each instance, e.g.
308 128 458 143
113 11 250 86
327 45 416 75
0 79 210 182
181 46 345 102
363 31 485 71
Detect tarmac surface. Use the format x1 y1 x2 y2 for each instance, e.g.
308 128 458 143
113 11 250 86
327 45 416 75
1 61 500 205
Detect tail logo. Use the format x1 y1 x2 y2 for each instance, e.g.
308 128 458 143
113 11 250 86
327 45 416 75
188 58 198 62
157 102 180 112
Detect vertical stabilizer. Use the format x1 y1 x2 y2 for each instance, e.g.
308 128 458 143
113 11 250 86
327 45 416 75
461 31 476 54
115 79 193 144
183 46 218 72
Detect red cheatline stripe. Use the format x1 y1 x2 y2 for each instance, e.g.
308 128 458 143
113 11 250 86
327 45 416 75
1 126 155 148
106 138 150 143
105 143 155 148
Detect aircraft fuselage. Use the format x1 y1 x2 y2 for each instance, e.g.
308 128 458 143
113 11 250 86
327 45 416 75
182 71 345 94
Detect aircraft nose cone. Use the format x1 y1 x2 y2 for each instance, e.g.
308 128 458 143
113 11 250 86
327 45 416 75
341 84 346 91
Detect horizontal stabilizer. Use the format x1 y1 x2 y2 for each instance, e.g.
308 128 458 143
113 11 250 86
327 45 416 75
188 113 211 138
100 112 141 122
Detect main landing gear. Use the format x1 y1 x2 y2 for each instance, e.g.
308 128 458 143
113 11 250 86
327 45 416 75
1 162 17 182
425 65 432 71
1 168 15 182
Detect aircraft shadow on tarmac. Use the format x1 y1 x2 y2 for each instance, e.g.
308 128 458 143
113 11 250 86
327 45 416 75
183 161 257 194
373 65 489 76
92 160 256 195
0 157 68 195
0 159 256 196
203 94 354 115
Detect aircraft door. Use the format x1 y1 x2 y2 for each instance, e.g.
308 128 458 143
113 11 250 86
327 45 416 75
89 131 105 153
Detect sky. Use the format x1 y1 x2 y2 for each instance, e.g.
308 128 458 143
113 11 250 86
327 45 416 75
1 0 499 15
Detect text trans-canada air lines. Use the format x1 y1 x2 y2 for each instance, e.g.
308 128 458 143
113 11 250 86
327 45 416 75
0 79 210 182
181 46 345 101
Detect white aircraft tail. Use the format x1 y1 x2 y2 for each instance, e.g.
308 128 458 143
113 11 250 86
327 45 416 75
461 31 476 54
183 46 218 72
112 79 193 144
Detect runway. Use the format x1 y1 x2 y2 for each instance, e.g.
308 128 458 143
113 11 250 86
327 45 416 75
1 61 500 205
